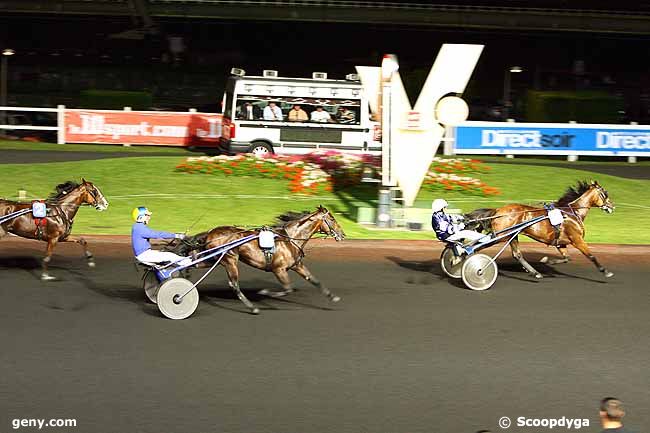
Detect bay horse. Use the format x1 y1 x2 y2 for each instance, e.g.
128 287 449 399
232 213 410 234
0 179 109 280
464 180 615 279
172 206 345 314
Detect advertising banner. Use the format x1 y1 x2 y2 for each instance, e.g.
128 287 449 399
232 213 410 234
454 121 650 156
65 110 222 146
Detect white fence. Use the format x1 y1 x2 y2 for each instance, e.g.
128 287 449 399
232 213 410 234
0 105 222 147
0 105 65 144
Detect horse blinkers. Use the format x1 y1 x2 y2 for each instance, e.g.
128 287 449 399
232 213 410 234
320 210 344 241
594 185 614 213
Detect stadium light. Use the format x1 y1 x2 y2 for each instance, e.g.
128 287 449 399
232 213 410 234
503 65 524 120
1 48 16 131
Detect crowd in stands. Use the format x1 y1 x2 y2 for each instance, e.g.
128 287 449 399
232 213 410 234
237 101 358 124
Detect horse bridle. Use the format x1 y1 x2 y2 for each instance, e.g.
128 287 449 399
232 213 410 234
594 185 612 211
83 184 104 210
320 210 341 241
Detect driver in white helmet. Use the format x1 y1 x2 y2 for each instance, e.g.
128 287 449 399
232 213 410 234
431 199 486 246
131 206 192 266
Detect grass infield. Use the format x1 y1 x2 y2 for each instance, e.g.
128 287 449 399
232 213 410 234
0 141 648 243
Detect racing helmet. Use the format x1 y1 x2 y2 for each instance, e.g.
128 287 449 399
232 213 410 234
431 199 449 212
132 206 152 223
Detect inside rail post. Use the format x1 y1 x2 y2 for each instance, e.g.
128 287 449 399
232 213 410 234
57 105 66 144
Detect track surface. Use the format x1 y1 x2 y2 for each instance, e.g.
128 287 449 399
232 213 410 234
0 149 184 164
1 239 649 433
491 160 650 180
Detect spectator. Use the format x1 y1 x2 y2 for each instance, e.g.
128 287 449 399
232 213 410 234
600 398 633 433
336 106 356 124
263 101 283 121
310 106 331 123
288 104 308 122
238 102 261 120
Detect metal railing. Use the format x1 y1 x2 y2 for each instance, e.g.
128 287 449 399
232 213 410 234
150 0 647 17
0 106 65 144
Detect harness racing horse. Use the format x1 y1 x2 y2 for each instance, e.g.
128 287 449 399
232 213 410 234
464 180 615 279
172 206 345 314
0 179 109 280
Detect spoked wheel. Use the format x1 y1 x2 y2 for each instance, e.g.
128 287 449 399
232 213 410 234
157 278 199 320
461 253 498 291
440 245 464 279
143 271 160 304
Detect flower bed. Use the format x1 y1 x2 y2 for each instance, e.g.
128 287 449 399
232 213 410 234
175 152 499 196
422 157 500 196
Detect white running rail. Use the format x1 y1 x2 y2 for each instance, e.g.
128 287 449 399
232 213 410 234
0 105 65 144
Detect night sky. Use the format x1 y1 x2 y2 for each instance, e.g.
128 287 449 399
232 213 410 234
2 12 650 116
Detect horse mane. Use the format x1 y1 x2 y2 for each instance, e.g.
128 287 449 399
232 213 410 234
554 180 592 207
273 210 313 227
47 181 81 201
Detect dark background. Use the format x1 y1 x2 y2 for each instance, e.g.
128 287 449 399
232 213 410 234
1 1 650 121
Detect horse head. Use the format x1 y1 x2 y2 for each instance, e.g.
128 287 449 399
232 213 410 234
316 205 345 241
80 178 109 211
589 180 614 214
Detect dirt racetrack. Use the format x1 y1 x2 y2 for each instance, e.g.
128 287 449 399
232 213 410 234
1 238 649 433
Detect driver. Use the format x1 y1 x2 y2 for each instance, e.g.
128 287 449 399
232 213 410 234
131 206 191 266
431 199 486 246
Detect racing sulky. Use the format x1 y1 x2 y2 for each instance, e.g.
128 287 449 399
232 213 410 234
464 180 615 279
168 205 345 314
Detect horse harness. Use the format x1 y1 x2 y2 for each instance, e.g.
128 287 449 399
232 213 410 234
34 202 75 241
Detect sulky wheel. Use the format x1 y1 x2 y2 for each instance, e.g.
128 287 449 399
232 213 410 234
143 271 160 304
461 253 498 291
157 278 199 320
440 245 464 279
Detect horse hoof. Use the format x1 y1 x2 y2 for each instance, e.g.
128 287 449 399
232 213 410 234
88 261 96 268
258 289 292 298
605 271 614 278
41 274 56 281
540 256 549 264
534 273 543 280
251 308 260 315
330 295 341 303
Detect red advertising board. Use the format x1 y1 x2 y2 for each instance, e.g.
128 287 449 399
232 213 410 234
64 110 222 146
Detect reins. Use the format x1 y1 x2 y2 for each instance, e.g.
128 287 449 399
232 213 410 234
464 204 593 225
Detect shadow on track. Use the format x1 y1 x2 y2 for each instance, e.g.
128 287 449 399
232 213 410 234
200 279 336 313
386 253 611 288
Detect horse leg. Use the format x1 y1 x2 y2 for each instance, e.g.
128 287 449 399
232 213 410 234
262 268 295 298
569 235 614 278
222 256 259 315
291 262 341 303
66 235 95 268
42 239 57 281
540 246 570 265
510 237 543 279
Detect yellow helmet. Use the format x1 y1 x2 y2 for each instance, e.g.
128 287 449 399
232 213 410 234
132 206 152 223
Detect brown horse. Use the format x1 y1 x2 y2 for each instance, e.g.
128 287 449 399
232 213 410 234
465 180 615 279
173 206 345 314
0 179 109 280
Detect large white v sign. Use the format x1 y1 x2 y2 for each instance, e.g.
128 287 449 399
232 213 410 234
357 44 483 206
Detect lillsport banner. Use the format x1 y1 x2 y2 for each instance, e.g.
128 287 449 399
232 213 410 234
65 110 222 146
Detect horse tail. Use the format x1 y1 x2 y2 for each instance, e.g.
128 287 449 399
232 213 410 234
164 231 209 255
464 208 497 233
186 231 209 249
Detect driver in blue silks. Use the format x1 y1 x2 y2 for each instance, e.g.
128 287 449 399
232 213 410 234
131 206 191 266
431 199 486 245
